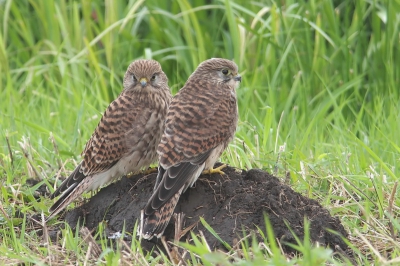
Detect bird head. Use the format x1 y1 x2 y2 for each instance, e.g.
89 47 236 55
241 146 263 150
123 59 170 94
192 58 241 90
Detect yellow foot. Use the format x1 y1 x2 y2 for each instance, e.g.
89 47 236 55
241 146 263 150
202 164 227 175
143 167 157 175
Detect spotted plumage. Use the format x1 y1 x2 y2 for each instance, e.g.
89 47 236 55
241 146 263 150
142 58 241 239
48 59 172 220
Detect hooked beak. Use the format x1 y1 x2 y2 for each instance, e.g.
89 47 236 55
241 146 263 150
234 75 242 82
139 78 148 87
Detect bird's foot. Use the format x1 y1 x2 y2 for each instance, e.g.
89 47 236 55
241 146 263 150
202 164 227 175
126 171 134 178
143 167 157 175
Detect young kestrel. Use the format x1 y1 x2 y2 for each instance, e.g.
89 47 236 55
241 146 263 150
141 58 241 239
48 59 172 220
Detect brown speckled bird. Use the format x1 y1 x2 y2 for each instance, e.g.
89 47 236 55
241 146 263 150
141 58 241 239
48 59 172 220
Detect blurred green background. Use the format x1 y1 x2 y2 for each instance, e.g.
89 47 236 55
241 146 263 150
1 0 399 186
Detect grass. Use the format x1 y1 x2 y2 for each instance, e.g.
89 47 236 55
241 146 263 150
1 0 399 264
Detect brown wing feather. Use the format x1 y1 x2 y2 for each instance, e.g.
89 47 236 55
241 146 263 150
81 93 150 175
158 79 237 168
50 93 154 199
143 79 238 237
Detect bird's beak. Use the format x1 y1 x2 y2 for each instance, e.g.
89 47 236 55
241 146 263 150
234 75 242 82
140 78 148 87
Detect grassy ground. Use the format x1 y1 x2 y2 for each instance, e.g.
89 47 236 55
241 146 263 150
1 0 399 265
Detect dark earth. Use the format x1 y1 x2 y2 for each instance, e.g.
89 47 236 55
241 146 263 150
37 164 351 258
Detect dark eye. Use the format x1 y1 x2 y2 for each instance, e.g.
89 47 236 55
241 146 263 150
132 75 137 82
222 69 230 75
151 74 156 81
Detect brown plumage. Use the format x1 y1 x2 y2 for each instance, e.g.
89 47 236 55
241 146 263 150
48 59 172 220
142 58 241 239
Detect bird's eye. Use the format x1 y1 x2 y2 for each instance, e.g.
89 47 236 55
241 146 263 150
222 69 230 75
151 74 156 81
132 75 137 82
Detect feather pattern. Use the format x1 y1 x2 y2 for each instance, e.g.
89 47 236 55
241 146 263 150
48 59 172 220
142 58 241 239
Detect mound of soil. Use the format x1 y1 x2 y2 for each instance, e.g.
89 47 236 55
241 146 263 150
54 164 349 256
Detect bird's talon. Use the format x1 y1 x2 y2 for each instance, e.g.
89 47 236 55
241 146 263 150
202 164 227 175
143 167 157 175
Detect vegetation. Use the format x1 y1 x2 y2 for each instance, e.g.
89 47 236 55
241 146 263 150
1 0 399 264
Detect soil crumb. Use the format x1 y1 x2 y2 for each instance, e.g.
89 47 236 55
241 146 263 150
56 164 348 256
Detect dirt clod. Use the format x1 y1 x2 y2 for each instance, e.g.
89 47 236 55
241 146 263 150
58 164 348 255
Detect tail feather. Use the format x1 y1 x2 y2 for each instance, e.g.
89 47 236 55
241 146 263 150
142 187 183 239
47 183 79 220
141 159 206 239
46 176 90 221
50 164 83 199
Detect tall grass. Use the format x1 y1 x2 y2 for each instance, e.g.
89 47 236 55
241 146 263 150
1 0 399 264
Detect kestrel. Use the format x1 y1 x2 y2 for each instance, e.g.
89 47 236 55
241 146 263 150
48 59 172 220
141 58 241 239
